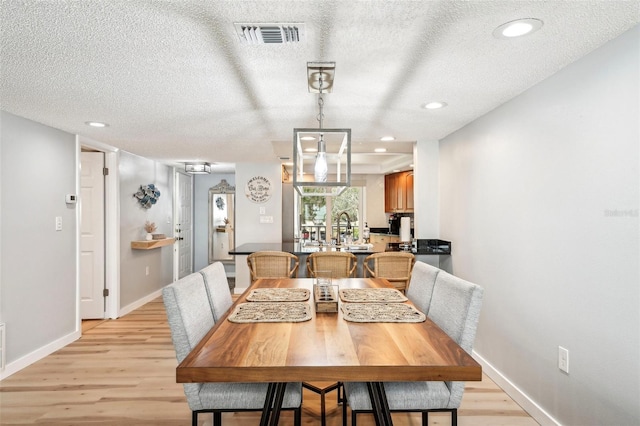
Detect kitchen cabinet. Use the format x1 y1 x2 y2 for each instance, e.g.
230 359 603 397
384 171 414 213
369 233 400 244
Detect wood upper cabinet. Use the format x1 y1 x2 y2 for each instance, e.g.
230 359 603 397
385 171 414 213
384 173 398 212
404 172 414 212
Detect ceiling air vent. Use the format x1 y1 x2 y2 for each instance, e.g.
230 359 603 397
234 23 305 44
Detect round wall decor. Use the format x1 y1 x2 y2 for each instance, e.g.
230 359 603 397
245 176 272 203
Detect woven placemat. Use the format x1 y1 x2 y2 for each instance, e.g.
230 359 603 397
339 288 408 303
341 303 426 323
246 288 310 302
228 302 312 323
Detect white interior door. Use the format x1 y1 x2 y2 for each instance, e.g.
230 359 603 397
80 151 105 319
175 171 193 279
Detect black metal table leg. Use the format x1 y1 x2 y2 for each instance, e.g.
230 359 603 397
260 383 278 426
260 382 287 426
269 382 287 426
366 382 393 426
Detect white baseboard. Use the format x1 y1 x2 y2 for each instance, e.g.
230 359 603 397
0 329 81 381
473 350 562 426
118 288 163 317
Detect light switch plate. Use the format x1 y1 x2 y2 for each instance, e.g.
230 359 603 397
259 216 274 224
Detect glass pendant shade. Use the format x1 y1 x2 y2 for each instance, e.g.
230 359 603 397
314 137 328 182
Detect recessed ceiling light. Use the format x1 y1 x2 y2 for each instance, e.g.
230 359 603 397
493 18 543 39
392 169 401 173
374 148 387 153
422 101 447 110
85 121 109 128
380 136 395 142
300 136 316 141
304 147 317 153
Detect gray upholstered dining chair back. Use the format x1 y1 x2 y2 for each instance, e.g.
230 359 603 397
343 270 484 426
164 269 303 426
405 261 441 315
162 272 215 413
428 271 484 409
199 261 233 322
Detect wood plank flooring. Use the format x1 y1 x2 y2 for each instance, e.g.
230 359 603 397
0 298 539 425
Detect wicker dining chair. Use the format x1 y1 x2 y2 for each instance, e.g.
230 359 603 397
363 252 416 292
246 251 299 283
306 251 357 278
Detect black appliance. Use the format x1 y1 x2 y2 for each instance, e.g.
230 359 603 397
388 215 400 235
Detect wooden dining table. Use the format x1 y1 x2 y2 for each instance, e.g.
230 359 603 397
176 277 481 426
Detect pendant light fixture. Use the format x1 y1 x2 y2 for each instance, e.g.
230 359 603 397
293 62 351 196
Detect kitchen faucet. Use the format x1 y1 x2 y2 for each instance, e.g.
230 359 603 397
336 211 352 245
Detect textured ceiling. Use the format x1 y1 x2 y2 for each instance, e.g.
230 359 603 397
1 1 638 173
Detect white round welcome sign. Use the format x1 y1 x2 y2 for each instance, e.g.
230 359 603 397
245 176 272 203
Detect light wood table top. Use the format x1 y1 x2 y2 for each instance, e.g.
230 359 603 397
177 277 481 384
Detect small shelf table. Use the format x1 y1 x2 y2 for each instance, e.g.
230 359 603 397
131 238 175 250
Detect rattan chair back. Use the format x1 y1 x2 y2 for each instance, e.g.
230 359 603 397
306 251 357 278
363 252 416 291
246 251 299 283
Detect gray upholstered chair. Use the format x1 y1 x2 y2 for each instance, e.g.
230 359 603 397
162 272 303 426
342 271 484 426
405 261 441 315
199 261 233 322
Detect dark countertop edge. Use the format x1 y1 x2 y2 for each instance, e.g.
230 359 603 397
229 242 450 256
229 242 385 255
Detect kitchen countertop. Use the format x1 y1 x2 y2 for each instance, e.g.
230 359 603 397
229 242 388 255
229 240 451 256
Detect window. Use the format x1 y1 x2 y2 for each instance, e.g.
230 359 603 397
296 186 364 243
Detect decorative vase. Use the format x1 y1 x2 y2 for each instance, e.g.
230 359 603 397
145 233 153 241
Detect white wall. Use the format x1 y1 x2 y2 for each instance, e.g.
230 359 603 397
439 25 639 426
234 163 282 289
0 111 79 374
414 140 439 237
118 151 174 310
193 173 235 272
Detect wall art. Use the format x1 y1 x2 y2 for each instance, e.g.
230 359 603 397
133 184 161 209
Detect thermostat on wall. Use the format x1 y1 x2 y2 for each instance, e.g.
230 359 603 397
65 194 78 204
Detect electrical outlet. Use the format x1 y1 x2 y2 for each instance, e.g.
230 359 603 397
259 206 266 214
558 346 569 373
145 266 150 276
55 216 63 231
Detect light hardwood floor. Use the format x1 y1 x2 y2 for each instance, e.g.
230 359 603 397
0 298 538 425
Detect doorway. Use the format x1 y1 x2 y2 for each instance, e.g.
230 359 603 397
174 171 194 280
80 150 106 320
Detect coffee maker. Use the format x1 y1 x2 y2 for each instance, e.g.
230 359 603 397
388 214 400 235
